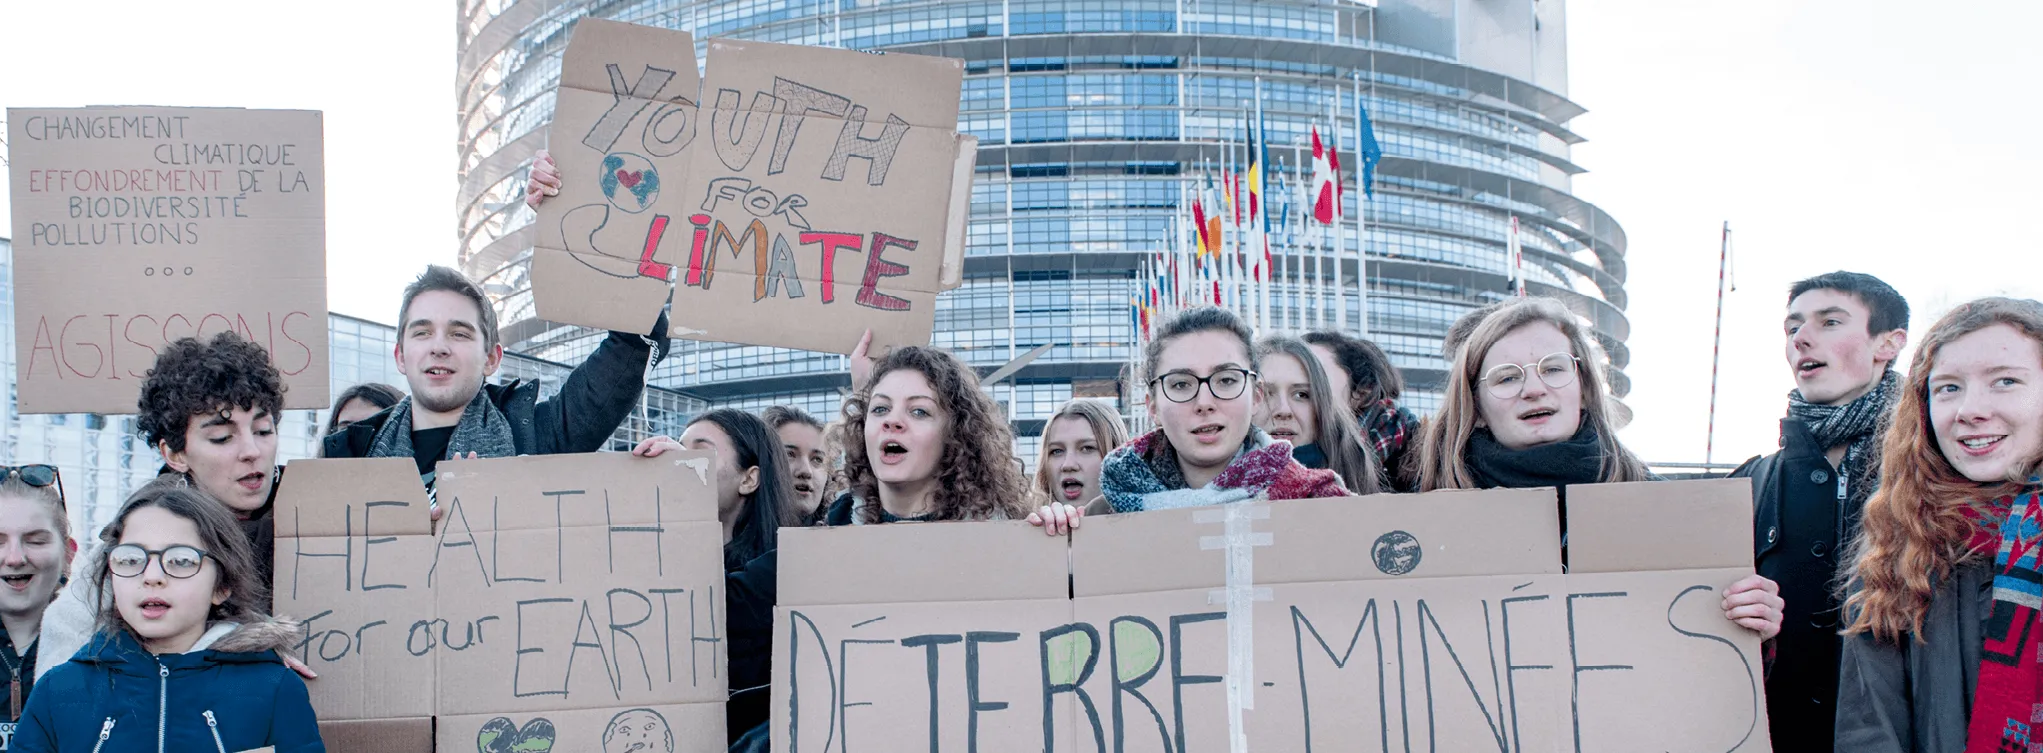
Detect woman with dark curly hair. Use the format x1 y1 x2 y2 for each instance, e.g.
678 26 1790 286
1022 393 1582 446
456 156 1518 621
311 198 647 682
824 346 1035 525
38 331 304 682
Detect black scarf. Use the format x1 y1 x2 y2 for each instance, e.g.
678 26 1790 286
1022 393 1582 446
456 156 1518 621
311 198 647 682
1291 443 1329 470
1465 421 1607 489
1786 369 1898 512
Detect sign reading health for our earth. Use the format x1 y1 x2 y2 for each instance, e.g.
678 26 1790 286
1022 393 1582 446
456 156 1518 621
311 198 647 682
532 19 978 353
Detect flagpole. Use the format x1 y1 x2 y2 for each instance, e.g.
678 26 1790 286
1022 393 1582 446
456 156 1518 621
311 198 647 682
1320 96 1336 330
1707 221 1732 466
1254 77 1271 335
1352 73 1372 339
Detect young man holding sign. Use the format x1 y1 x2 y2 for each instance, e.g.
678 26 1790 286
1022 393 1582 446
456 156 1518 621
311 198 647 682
322 266 668 485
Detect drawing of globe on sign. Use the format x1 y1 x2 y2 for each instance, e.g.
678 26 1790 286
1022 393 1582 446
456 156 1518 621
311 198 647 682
599 152 660 213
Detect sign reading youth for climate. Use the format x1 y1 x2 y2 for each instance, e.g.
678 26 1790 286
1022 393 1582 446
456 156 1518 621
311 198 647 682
6 107 329 415
534 19 976 353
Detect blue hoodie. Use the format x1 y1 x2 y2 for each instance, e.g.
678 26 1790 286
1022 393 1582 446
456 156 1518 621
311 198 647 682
11 620 322 753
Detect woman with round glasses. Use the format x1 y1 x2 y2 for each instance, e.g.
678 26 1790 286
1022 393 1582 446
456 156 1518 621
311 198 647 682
1416 297 1783 640
1418 297 1649 490
1094 306 1348 513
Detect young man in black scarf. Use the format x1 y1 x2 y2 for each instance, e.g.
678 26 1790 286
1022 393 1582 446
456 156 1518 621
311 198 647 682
1732 271 1908 752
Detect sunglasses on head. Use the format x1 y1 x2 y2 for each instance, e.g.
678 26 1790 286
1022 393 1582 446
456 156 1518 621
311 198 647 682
1 465 66 508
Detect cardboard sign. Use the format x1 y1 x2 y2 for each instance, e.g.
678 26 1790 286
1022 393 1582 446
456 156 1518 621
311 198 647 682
674 39 973 353
6 107 328 415
531 19 701 335
772 479 1770 753
534 18 975 351
274 453 728 753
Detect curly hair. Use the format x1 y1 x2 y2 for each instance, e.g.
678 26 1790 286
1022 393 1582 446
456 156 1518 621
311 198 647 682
94 479 272 637
138 331 286 454
1843 297 2043 644
840 346 1033 523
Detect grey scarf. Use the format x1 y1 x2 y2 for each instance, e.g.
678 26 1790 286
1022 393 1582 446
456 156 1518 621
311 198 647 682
1786 369 1899 509
367 390 519 484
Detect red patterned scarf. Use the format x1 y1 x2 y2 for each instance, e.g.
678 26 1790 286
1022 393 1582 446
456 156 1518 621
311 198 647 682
1967 491 2043 753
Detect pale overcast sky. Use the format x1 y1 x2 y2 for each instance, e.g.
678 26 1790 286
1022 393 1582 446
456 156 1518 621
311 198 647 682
2 1 2036 464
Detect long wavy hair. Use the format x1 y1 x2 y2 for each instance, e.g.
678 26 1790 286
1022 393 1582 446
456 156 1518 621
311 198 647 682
1257 336 1383 495
688 409 800 570
1843 297 2043 643
1033 399 1131 497
1419 297 1648 490
841 346 1034 522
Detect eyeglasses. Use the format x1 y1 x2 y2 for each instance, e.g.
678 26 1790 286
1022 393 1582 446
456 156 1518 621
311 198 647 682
1480 353 1581 399
1151 368 1257 403
1 465 64 508
107 544 212 579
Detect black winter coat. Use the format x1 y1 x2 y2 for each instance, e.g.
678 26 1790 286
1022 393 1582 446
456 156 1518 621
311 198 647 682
1731 417 1862 753
322 319 664 460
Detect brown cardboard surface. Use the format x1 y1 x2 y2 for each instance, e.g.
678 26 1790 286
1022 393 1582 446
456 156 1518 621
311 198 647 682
1565 477 1753 573
667 39 972 354
531 19 700 335
1072 487 1563 598
6 106 329 414
773 481 1770 752
772 520 1077 753
276 452 727 749
777 521 1067 608
273 458 437 723
315 718 432 753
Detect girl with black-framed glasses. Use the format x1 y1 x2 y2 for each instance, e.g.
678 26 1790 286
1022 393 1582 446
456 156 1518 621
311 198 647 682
1079 306 1348 518
13 482 321 753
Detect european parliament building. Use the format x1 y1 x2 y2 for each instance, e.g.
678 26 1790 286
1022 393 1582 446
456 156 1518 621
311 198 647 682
459 0 1632 460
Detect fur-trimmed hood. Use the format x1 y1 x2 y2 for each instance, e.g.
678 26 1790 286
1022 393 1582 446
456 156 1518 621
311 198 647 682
73 616 299 675
201 617 300 655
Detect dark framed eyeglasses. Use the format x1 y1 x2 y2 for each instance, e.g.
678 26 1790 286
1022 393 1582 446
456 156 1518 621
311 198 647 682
107 544 212 579
1151 368 1257 403
1 465 64 508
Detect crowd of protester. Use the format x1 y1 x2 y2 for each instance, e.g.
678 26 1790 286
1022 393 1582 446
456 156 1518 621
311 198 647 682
0 166 2010 753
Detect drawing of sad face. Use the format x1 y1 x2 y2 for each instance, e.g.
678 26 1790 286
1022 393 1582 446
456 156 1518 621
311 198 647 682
602 708 673 753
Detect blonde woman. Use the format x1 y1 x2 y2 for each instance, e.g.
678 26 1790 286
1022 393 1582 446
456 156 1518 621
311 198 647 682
1417 297 1782 641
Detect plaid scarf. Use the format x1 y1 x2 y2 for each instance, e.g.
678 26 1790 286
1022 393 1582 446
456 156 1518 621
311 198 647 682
1968 488 2043 753
1785 369 1899 513
1362 399 1419 464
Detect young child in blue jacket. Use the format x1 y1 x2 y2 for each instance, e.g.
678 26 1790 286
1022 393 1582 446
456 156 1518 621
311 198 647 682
12 481 322 753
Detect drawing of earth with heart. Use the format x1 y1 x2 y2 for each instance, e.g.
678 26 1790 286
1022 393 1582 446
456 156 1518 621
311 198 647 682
599 152 660 213
477 716 556 753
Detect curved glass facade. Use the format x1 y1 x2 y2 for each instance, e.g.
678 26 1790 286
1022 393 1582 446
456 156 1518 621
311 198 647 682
457 0 1632 459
